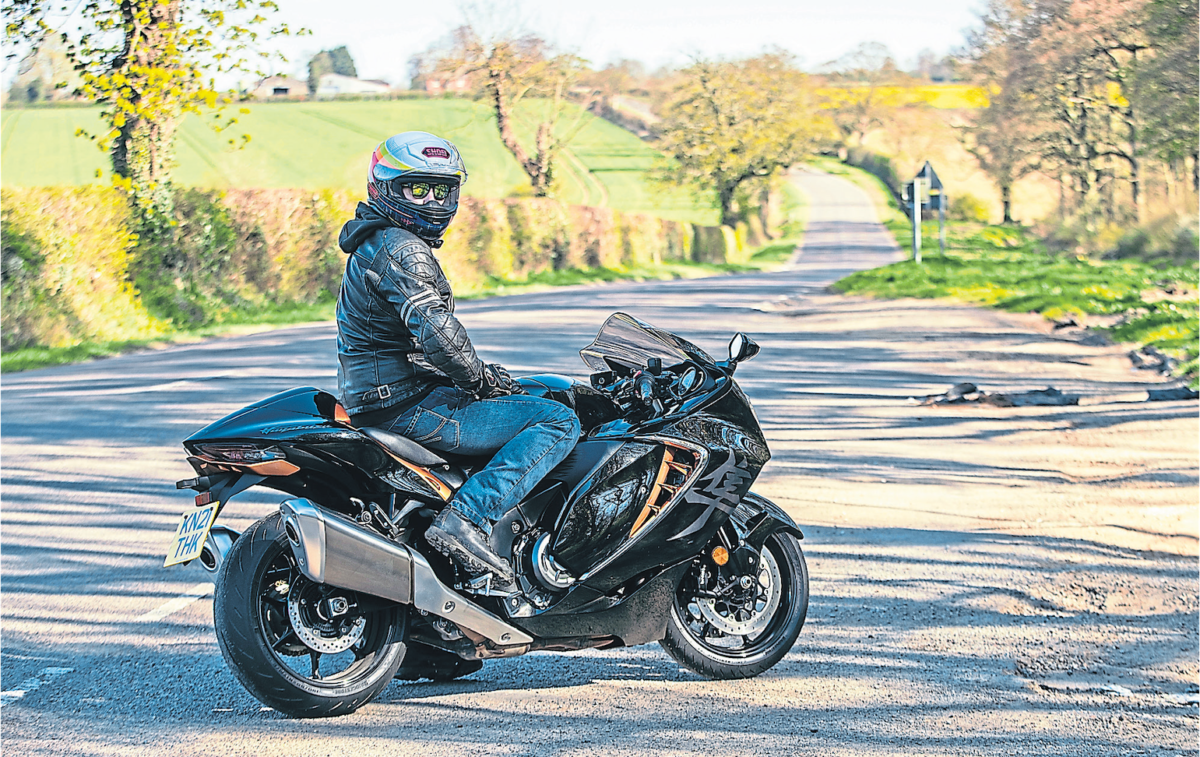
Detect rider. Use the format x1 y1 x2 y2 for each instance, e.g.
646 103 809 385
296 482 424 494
335 131 581 590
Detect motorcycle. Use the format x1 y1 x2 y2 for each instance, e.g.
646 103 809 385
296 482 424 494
166 312 809 718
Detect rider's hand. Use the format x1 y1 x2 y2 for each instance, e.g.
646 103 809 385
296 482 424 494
475 363 523 399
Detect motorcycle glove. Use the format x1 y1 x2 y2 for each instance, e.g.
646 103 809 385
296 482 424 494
475 363 523 399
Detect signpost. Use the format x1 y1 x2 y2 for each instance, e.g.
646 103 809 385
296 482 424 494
903 162 946 263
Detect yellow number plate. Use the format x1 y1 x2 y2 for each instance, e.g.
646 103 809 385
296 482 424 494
164 502 219 567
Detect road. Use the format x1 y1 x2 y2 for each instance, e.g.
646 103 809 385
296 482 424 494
2 169 1196 756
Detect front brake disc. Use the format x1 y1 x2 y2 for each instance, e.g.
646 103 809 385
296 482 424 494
697 546 782 636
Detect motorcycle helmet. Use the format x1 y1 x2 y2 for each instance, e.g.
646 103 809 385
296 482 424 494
367 132 468 243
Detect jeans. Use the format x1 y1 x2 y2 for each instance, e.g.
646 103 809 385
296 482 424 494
382 385 581 534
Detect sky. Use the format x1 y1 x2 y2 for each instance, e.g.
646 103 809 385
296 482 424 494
1 0 986 89
262 0 985 85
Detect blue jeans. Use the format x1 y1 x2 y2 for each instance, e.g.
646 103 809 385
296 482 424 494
383 385 581 533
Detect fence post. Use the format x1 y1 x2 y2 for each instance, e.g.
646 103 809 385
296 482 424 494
938 194 946 255
911 177 922 264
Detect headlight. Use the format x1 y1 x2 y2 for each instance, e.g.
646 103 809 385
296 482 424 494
195 443 285 464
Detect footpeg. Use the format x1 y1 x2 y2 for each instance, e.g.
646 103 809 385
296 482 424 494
464 573 514 597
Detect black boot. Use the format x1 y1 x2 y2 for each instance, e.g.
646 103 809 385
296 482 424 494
426 508 516 588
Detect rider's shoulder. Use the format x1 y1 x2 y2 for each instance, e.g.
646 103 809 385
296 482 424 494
380 228 438 280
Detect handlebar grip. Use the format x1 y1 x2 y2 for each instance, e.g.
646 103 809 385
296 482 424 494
634 373 657 405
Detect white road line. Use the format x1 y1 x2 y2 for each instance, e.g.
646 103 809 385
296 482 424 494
0 667 74 707
134 582 215 623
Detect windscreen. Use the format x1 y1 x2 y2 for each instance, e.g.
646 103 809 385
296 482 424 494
579 312 715 372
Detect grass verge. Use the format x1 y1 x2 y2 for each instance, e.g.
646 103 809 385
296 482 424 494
833 222 1199 385
2 241 799 374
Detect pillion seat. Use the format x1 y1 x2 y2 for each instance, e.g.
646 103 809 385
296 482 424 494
360 426 450 467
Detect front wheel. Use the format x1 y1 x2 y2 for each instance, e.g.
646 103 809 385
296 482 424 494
660 532 808 679
213 512 408 718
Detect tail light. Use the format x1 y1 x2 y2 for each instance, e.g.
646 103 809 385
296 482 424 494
195 443 285 464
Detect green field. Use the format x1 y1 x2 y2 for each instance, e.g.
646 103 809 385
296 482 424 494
1 99 718 224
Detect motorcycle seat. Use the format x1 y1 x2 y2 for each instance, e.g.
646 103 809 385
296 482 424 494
360 427 449 468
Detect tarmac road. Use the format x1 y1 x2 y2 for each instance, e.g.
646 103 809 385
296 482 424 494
2 169 1196 756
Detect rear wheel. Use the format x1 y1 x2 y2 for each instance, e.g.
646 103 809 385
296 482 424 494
213 512 407 718
660 532 808 679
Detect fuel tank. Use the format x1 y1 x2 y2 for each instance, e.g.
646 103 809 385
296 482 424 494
518 374 619 432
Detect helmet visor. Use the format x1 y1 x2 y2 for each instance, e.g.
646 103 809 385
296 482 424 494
398 180 459 206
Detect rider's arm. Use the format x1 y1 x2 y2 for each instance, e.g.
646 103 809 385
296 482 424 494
376 241 485 390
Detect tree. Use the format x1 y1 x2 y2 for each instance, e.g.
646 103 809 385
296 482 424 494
581 58 645 117
7 34 78 104
308 51 332 93
308 45 356 93
963 0 1040 223
964 90 1037 223
819 42 909 149
422 25 594 197
3 0 296 221
1133 0 1199 189
969 0 1163 222
328 45 356 77
655 53 830 227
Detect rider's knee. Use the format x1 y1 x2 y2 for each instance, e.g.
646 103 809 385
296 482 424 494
548 403 581 438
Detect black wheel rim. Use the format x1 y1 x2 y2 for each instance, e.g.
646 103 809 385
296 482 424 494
255 539 397 690
673 536 797 661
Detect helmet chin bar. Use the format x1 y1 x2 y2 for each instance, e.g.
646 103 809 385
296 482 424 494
367 185 458 244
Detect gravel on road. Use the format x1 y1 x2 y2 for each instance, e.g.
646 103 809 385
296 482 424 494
2 169 1196 756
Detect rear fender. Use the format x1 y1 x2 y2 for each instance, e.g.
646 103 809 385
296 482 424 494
176 470 266 520
728 491 803 552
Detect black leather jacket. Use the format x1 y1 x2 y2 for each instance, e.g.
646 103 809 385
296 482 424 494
336 203 484 416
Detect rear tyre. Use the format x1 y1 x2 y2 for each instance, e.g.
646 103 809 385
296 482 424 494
660 532 808 679
214 512 407 718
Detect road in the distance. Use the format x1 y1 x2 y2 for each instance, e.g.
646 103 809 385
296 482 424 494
2 169 1196 756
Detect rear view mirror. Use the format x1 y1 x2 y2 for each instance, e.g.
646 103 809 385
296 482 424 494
728 333 760 365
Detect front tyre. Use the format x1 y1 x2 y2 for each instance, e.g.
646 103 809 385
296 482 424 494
661 532 808 679
213 512 407 718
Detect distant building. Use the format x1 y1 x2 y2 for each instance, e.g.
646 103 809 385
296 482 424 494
316 73 393 98
248 76 308 100
424 76 472 95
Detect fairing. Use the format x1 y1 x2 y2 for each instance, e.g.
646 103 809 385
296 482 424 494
580 312 714 372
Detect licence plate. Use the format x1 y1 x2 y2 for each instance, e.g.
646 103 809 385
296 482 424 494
164 502 219 567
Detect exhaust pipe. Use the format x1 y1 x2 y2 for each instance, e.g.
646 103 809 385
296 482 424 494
278 498 532 647
198 526 240 574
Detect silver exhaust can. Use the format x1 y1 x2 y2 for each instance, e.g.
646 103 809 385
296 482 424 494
278 498 533 647
280 498 413 604
198 526 240 575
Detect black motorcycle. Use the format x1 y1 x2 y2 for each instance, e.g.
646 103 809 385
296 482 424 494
166 313 809 718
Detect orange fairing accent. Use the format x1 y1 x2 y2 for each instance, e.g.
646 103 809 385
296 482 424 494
379 449 452 501
192 453 300 477
334 403 352 425
246 460 301 477
630 446 694 537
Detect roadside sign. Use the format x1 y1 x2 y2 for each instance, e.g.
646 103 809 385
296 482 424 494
905 161 948 262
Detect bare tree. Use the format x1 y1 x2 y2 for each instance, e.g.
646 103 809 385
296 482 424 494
1134 0 1199 192
819 42 909 149
420 21 595 197
963 1 1039 223
976 0 1155 221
